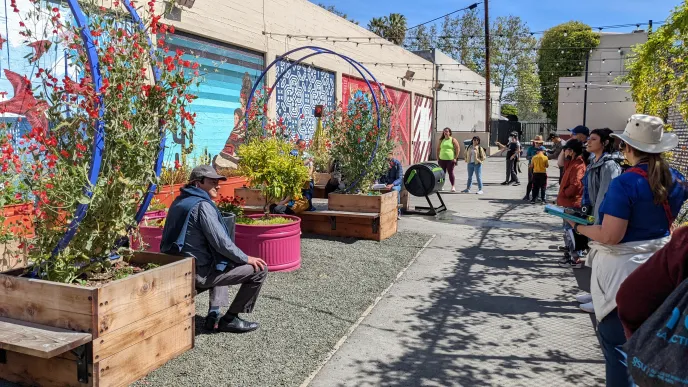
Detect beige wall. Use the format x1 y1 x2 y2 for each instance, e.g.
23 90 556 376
162 0 435 115
557 32 647 133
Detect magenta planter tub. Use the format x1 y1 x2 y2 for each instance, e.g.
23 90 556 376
235 214 302 272
131 226 163 252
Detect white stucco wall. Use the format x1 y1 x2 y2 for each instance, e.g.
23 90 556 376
557 32 647 134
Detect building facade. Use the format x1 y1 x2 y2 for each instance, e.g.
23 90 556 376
557 32 648 134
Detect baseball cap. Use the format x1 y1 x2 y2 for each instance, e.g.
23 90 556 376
568 125 590 137
189 165 227 182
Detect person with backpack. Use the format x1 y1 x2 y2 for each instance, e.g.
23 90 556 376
574 129 625 311
557 139 587 267
566 115 688 387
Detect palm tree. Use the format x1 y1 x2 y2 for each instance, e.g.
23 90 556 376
368 17 387 38
385 13 407 45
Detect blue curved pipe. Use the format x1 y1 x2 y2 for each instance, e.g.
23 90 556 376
52 0 105 255
122 1 165 225
244 46 391 192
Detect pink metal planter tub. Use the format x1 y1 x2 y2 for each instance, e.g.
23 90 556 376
235 214 302 272
130 211 167 252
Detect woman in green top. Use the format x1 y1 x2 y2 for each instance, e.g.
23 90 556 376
436 127 460 192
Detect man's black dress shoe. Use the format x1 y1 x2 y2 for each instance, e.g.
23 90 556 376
204 311 220 331
217 315 260 333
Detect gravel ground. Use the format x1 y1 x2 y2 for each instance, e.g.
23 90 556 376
134 231 431 387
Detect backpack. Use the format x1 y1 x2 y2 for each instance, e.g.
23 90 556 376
623 277 688 386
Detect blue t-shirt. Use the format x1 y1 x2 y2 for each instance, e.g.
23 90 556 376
599 164 688 243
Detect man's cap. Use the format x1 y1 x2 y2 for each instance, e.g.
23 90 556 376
568 125 590 136
547 132 560 140
189 165 227 182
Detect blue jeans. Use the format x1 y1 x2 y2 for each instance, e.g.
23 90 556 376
597 309 634 387
391 185 401 215
466 163 483 190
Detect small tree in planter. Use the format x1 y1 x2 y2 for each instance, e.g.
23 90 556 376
237 137 310 216
327 92 396 194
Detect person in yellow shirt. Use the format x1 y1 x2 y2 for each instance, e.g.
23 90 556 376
530 146 549 203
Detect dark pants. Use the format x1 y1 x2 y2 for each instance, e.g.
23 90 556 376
438 159 456 186
531 172 547 201
525 169 534 197
270 203 296 215
597 309 634 387
506 157 519 183
559 166 564 184
198 265 268 314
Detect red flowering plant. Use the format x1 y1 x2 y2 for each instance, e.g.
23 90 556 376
216 195 245 219
325 91 396 193
244 87 290 141
10 0 201 282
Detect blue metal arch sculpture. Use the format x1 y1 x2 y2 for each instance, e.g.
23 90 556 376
52 0 105 255
244 46 391 192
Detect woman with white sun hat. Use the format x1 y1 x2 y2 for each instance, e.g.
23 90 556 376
566 114 688 387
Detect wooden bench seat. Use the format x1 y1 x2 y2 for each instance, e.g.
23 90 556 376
0 317 92 359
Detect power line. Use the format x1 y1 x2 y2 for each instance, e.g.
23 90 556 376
406 2 481 31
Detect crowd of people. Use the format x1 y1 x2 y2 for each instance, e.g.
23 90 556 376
527 115 688 387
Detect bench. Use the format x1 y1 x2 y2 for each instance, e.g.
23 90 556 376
0 317 93 383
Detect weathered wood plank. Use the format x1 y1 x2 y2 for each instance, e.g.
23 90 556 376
299 210 380 219
129 251 188 266
96 320 193 387
93 299 193 360
0 317 92 359
328 191 398 214
0 350 93 387
0 274 95 331
96 258 193 334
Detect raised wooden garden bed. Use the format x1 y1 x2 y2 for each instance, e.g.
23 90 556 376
0 252 195 387
299 191 398 241
313 172 331 186
234 187 266 207
153 177 247 208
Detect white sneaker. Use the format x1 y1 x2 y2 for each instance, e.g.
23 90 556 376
476 190 484 195
575 293 592 304
579 301 594 313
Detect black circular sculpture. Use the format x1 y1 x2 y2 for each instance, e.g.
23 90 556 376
403 162 448 216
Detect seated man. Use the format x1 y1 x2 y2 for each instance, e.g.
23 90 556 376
160 165 268 333
378 151 404 218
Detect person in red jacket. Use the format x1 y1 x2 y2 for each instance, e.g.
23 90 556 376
557 139 587 267
617 226 688 339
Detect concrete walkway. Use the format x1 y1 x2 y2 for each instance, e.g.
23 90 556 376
309 158 605 387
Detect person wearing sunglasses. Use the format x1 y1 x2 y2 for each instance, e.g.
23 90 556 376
566 115 688 387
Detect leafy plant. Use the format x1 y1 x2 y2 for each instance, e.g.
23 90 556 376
537 22 600 122
237 137 310 215
147 198 167 212
310 118 332 172
12 0 201 282
326 92 396 194
216 195 245 218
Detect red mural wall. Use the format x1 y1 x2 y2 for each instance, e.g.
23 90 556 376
341 75 411 165
412 94 434 164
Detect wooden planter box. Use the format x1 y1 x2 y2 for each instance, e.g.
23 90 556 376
153 177 247 208
313 172 331 186
0 252 195 387
234 187 266 207
299 191 398 241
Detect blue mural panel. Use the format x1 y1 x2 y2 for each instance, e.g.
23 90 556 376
161 32 264 168
275 60 335 141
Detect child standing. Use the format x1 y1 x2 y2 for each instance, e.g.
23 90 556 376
530 146 549 204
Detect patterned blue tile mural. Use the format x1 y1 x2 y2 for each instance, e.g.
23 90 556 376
275 60 335 141
161 32 264 168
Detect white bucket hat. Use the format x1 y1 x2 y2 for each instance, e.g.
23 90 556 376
611 114 678 154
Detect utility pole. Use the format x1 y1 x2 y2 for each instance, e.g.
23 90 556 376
583 52 589 127
484 0 491 133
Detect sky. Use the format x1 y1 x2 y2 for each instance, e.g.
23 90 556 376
311 0 681 35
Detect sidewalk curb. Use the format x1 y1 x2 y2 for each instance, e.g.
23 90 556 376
299 234 437 387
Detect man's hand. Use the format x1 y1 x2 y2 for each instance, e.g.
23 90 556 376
247 256 267 272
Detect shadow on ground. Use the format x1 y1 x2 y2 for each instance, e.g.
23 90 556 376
335 200 604 386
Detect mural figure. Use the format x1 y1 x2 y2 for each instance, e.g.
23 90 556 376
213 72 252 170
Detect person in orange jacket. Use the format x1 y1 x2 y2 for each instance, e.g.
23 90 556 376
557 139 587 267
